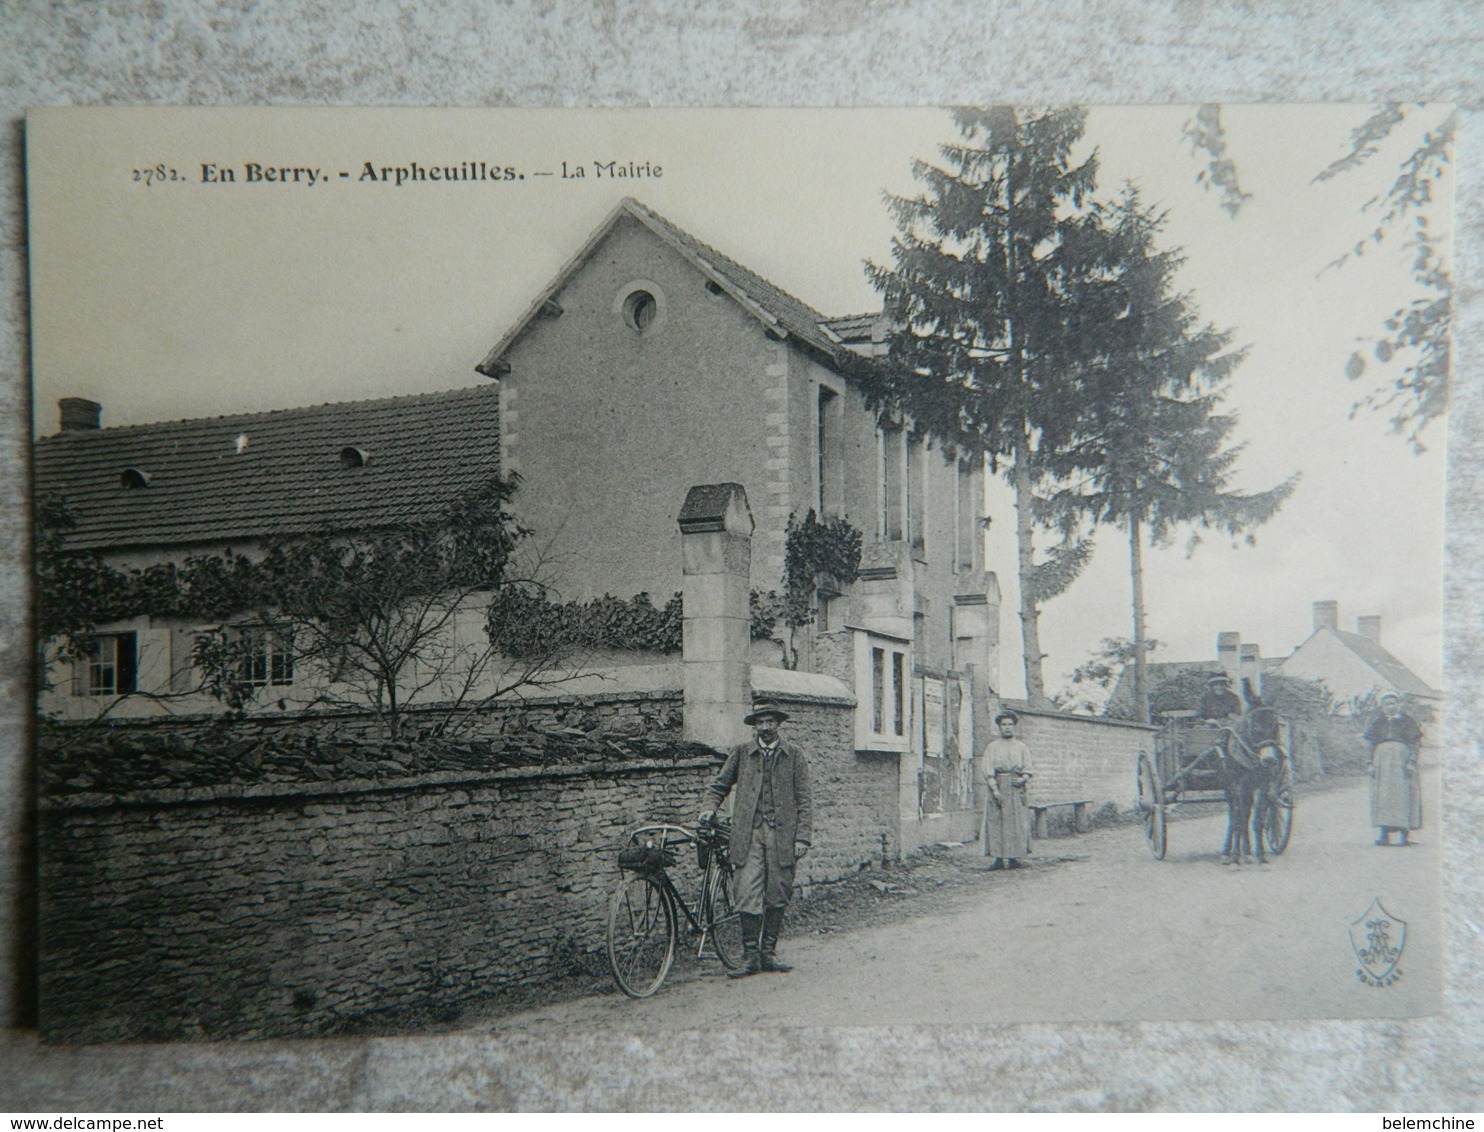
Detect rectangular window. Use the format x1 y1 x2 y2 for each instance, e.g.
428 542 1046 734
73 632 138 697
955 458 976 572
241 625 295 687
872 646 886 734
817 384 841 516
892 649 906 736
856 630 912 751
880 425 904 540
907 432 926 551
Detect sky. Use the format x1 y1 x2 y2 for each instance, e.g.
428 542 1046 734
26 105 1448 696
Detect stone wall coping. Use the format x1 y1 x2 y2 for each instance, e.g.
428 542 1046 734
43 683 684 732
1003 703 1158 733
40 754 722 814
751 664 854 705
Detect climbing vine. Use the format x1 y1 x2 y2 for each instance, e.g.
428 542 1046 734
489 589 683 656
780 510 863 628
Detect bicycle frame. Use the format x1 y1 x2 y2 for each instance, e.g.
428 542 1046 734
622 821 734 961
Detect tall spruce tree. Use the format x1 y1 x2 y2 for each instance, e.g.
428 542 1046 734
1042 191 1298 723
866 106 1131 704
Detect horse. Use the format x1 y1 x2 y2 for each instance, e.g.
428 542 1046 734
1219 705 1284 866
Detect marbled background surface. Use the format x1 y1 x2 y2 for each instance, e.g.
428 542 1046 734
1 0 1480 1111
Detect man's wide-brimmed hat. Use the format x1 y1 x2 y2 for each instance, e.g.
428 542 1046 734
744 700 790 724
1207 673 1232 685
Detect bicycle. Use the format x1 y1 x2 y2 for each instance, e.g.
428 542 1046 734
605 816 745 998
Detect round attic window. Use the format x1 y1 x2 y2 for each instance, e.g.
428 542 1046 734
623 289 657 331
614 280 666 334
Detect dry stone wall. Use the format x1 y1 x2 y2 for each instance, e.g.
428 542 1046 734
39 758 715 1042
38 695 886 1042
771 696 898 881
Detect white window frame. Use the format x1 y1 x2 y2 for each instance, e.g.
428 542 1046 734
72 631 138 697
853 628 912 752
238 623 296 689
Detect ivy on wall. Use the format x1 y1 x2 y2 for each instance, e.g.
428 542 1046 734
489 589 683 656
779 510 863 628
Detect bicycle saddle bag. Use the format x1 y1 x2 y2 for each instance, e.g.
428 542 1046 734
618 844 676 872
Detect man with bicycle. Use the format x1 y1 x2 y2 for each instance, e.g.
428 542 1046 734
699 700 814 978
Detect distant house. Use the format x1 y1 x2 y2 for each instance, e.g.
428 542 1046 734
1104 600 1439 720
1277 600 1442 710
1105 631 1280 720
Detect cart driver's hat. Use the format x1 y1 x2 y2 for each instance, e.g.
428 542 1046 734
1207 673 1232 686
744 700 790 724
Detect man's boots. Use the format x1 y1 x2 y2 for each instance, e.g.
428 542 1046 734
728 912 762 978
759 906 792 972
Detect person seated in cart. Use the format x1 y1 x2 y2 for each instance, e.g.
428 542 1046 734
1198 673 1242 722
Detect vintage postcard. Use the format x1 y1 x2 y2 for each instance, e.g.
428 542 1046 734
26 106 1448 1040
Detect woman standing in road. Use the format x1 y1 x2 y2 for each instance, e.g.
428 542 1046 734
980 709 1033 869
1364 691 1423 847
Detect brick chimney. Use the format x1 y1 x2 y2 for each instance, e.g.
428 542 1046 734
1216 631 1240 679
1356 615 1382 643
58 398 101 432
1313 600 1339 633
1239 643 1262 697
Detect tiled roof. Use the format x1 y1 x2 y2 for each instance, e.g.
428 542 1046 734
480 198 854 373
34 384 501 552
1325 629 1440 698
822 313 882 341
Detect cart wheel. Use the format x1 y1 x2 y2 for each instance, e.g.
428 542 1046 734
1137 750 1167 860
1264 747 1294 855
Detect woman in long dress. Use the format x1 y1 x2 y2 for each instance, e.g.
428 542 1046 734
980 709 1033 869
1364 691 1423 846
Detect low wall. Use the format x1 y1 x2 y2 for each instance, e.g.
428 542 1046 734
38 695 887 1042
1005 706 1157 818
777 698 899 879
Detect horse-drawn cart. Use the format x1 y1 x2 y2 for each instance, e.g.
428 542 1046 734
1135 708 1294 861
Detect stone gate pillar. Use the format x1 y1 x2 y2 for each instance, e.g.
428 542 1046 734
678 483 754 750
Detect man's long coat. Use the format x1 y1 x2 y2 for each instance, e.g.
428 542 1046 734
705 738 814 865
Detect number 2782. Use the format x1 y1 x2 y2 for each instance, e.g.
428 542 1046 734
133 165 181 185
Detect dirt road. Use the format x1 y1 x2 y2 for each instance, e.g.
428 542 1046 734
489 769 1440 1031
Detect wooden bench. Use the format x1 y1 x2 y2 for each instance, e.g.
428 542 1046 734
1029 800 1093 839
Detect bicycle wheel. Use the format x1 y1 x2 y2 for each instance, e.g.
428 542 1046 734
606 872 677 998
703 864 746 972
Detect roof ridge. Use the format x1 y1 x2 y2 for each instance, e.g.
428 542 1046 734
36 381 498 442
1329 627 1406 659
621 198 837 330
